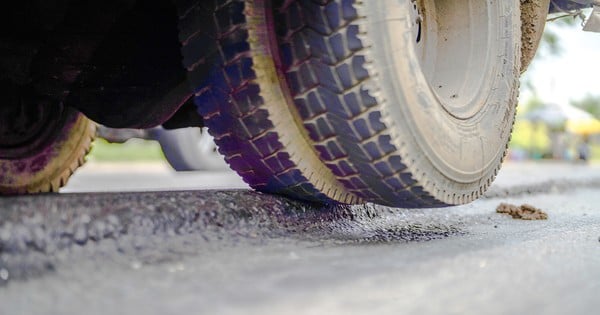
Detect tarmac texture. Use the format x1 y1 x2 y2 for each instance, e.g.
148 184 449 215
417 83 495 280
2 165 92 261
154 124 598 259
0 162 599 315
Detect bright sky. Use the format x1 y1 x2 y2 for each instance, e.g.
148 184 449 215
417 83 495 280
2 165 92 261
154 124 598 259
521 15 600 107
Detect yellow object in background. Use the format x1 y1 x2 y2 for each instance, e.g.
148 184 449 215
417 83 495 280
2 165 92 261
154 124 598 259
566 118 600 135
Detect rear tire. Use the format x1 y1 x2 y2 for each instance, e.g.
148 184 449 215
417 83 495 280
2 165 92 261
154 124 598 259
0 106 95 195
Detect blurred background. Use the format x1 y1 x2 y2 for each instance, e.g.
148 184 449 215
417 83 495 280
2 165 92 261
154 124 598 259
513 13 600 162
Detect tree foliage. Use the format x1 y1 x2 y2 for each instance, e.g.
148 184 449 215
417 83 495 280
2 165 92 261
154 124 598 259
534 16 578 59
521 13 587 98
571 94 600 119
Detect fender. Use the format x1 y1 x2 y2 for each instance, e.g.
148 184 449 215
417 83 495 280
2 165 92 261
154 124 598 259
550 0 595 12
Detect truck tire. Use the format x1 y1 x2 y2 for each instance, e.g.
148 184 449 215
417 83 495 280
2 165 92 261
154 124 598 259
177 0 359 203
274 0 521 206
151 127 228 171
0 104 95 195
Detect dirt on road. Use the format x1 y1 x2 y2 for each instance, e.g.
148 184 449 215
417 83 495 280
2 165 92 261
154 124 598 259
496 203 549 220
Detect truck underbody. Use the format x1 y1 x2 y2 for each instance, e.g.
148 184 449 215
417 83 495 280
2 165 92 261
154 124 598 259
550 0 596 12
0 0 204 131
0 0 597 205
1 0 594 130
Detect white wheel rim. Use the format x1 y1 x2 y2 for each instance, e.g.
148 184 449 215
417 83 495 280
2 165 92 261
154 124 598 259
413 0 496 120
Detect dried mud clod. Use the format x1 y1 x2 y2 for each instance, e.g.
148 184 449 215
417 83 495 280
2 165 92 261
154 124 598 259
496 203 548 220
520 0 550 73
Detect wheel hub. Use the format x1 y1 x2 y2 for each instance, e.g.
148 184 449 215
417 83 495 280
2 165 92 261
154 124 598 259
0 83 64 159
411 0 495 120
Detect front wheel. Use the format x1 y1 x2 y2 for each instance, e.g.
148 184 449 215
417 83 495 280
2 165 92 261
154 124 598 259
274 0 521 206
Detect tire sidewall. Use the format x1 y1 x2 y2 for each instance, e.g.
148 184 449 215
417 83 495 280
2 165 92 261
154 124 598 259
360 0 520 202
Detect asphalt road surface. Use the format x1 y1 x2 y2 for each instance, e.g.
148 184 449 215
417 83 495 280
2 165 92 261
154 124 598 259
1 161 600 315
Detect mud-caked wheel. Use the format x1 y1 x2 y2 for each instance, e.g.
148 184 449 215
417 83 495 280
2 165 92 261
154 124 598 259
179 0 521 207
273 0 521 206
0 89 95 195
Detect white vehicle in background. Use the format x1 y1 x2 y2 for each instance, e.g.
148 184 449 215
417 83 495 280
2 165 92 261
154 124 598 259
97 126 228 172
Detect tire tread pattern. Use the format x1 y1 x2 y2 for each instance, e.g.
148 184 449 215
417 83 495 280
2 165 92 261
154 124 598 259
177 0 339 203
275 0 441 207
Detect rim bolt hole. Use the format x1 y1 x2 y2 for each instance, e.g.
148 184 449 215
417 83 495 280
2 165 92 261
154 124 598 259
416 18 422 43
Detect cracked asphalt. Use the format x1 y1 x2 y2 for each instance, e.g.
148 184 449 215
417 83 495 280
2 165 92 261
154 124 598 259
1 161 600 315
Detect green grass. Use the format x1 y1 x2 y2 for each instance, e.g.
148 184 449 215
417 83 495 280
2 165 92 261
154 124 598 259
88 138 165 162
89 122 599 162
591 145 600 160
